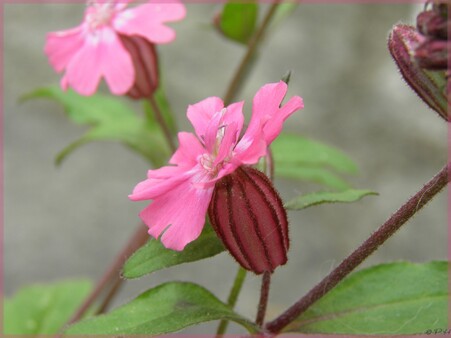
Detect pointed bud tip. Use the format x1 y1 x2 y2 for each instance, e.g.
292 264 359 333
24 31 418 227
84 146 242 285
281 71 292 85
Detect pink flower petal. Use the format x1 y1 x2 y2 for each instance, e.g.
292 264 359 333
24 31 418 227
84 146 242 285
63 27 134 95
129 165 191 201
114 0 186 44
263 95 304 144
187 97 224 140
113 0 132 12
146 165 185 179
224 101 245 137
235 81 303 162
213 121 239 167
62 39 102 95
187 99 245 149
169 132 205 166
246 81 289 140
99 29 135 95
139 180 214 251
233 137 267 165
44 25 85 72
203 109 225 153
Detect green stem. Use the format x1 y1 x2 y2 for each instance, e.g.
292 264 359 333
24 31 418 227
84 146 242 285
223 2 280 105
215 267 247 336
148 94 176 153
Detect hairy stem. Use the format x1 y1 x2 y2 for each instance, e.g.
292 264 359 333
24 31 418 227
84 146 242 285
95 276 123 315
57 225 149 335
223 3 280 105
266 162 450 333
216 4 281 335
215 267 247 336
256 271 272 327
148 94 176 152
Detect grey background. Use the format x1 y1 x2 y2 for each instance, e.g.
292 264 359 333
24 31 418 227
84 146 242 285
4 3 448 334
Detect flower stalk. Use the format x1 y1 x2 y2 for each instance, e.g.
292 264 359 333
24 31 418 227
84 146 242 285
256 271 272 327
224 2 280 105
148 94 176 152
266 162 450 333
215 267 247 336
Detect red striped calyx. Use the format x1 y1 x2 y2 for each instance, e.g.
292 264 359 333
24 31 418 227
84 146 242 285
119 34 159 100
208 166 289 275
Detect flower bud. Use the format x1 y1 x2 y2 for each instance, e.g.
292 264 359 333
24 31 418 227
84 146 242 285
119 34 159 100
208 166 289 275
416 9 448 39
415 39 450 70
414 3 450 71
388 24 448 121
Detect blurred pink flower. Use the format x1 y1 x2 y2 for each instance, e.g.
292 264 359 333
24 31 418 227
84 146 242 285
129 81 304 251
45 0 186 96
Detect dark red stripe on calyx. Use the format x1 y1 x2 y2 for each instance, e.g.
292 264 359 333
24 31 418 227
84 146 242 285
208 166 290 274
240 167 289 257
235 170 273 274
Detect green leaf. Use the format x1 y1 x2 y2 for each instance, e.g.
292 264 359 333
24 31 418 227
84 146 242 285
122 223 225 279
285 261 448 335
272 133 359 190
285 189 377 210
219 2 258 44
4 279 92 335
21 86 170 166
276 165 352 191
273 133 358 174
65 282 259 335
271 2 299 29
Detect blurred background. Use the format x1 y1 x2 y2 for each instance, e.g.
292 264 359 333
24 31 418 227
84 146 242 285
4 2 448 334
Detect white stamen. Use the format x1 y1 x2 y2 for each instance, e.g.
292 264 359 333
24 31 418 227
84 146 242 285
86 0 115 29
199 107 234 177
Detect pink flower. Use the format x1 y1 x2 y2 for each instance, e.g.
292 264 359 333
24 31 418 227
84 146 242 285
129 81 304 251
44 0 186 96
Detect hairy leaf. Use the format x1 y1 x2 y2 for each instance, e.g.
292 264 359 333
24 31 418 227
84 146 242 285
285 189 377 210
272 133 358 174
218 2 258 44
285 261 447 335
276 165 352 190
122 223 224 279
66 282 258 335
272 133 360 190
21 86 170 166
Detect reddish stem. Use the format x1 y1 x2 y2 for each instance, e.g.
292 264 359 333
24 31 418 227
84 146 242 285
57 224 149 336
223 3 280 105
266 162 450 333
256 271 272 327
95 275 123 315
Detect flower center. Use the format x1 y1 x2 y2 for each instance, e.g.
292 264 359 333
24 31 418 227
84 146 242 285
86 1 115 30
200 109 231 177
